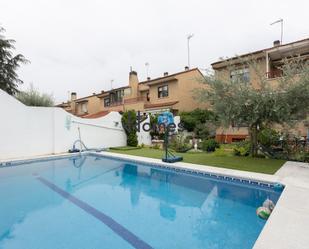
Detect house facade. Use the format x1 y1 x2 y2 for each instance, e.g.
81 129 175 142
57 67 207 118
211 38 309 143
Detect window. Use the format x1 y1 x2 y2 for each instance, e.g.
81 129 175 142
230 68 250 83
115 89 124 102
158 85 168 98
104 98 110 107
110 89 124 103
81 103 88 113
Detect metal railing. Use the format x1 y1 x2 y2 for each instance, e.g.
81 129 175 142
266 69 283 79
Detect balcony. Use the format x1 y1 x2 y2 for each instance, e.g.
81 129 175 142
266 69 283 79
108 101 123 107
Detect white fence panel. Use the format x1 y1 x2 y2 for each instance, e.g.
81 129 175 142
0 90 126 160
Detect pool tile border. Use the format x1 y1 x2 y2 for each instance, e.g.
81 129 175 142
0 152 283 192
89 152 282 191
0 153 81 168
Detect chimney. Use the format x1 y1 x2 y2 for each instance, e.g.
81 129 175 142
163 72 168 76
70 92 77 114
71 92 77 101
147 77 151 81
273 40 281 47
93 93 96 95
129 70 139 97
184 66 189 71
129 70 139 85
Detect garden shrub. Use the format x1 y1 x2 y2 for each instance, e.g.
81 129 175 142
258 128 280 147
233 141 251 156
151 144 161 149
180 108 216 132
194 123 210 140
121 110 138 147
200 139 220 152
293 152 309 162
127 133 138 147
213 147 228 157
170 135 192 153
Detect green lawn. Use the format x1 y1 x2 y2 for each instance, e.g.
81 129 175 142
109 147 285 174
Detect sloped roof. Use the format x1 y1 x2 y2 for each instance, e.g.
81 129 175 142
144 101 179 109
139 68 204 85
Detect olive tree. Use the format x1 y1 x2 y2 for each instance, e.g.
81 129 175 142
16 84 54 107
197 56 309 157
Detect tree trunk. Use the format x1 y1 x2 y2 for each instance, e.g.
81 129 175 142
249 124 258 157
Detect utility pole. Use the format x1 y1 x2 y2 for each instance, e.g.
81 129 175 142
187 34 194 68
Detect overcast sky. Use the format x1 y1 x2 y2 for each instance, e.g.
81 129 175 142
1 0 308 102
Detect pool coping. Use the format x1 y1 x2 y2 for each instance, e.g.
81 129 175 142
1 151 308 249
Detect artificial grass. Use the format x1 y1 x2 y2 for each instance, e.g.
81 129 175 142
109 146 141 151
109 147 285 174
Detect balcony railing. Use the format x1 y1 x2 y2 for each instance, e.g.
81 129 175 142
105 101 123 108
266 69 283 79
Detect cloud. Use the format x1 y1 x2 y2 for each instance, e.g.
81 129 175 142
1 0 308 102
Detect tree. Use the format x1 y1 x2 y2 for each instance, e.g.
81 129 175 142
121 110 138 146
197 56 309 157
0 27 28 95
16 84 54 107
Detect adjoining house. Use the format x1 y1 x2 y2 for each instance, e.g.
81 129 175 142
212 38 309 143
56 67 207 117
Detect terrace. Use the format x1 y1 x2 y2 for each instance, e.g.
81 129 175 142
266 39 309 79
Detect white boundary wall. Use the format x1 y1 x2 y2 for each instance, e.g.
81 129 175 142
137 116 152 146
0 90 126 160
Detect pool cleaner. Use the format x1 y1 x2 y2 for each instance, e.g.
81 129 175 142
263 198 275 212
68 126 107 153
273 183 284 191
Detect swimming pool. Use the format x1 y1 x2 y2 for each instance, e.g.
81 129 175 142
0 154 282 249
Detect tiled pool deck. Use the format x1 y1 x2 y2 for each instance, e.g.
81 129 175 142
1 152 308 249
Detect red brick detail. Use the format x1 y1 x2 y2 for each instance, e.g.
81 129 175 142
215 134 248 144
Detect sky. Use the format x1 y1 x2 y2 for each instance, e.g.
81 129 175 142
1 0 308 103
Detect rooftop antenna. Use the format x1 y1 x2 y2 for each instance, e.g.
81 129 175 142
270 18 283 44
187 34 194 68
145 62 150 78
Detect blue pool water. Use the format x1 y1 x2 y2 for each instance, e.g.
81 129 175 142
0 155 282 249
